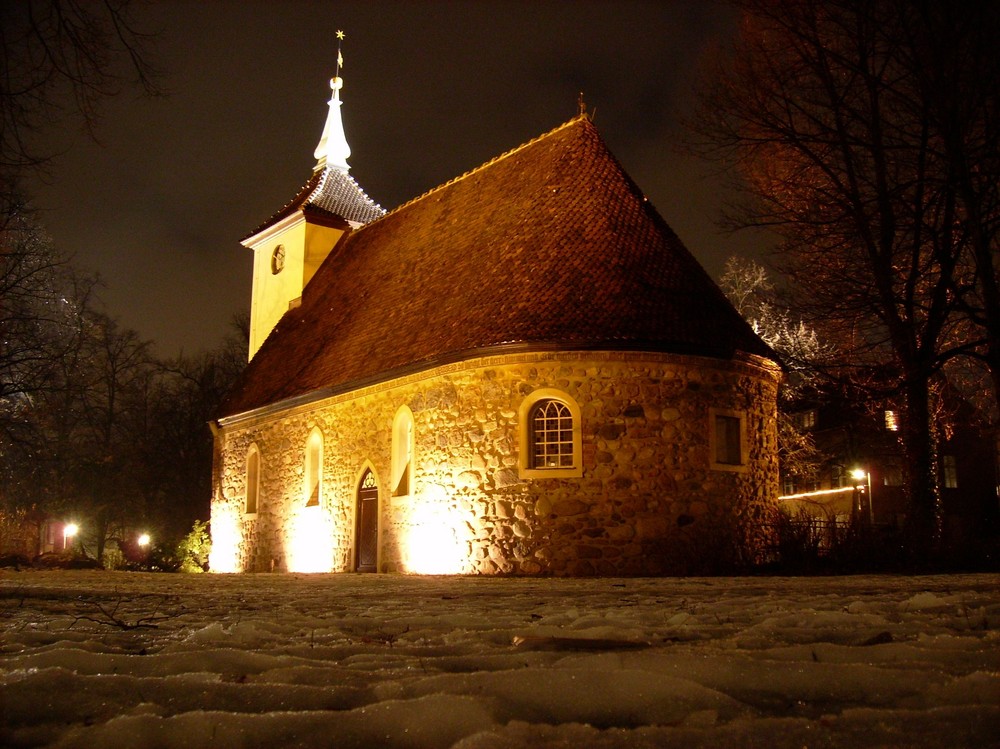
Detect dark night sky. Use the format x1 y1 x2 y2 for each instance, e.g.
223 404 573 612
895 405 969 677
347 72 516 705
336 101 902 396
25 0 769 358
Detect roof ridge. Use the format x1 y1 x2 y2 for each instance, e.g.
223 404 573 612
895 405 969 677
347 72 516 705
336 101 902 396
361 115 592 230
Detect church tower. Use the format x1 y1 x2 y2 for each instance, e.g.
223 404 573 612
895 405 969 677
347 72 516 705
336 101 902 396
242 35 384 360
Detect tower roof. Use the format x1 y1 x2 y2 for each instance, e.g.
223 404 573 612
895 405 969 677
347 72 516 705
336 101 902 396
221 116 775 418
243 167 385 242
243 48 385 243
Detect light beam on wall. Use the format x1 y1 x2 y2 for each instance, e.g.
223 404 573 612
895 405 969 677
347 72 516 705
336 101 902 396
209 504 242 573
401 492 471 575
286 506 334 573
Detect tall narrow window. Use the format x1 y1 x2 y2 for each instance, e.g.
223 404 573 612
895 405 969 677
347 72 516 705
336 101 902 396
715 415 742 465
884 410 899 431
391 407 414 497
942 455 958 489
710 409 747 471
831 464 846 489
304 429 323 507
246 445 260 514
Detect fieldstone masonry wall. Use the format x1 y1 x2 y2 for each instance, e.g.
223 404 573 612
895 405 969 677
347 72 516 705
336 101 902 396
211 350 780 575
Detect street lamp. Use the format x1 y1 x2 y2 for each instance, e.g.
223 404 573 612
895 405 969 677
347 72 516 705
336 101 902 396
850 468 874 524
137 533 151 548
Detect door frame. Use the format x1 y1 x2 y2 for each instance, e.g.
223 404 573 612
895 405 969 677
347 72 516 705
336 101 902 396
353 462 380 572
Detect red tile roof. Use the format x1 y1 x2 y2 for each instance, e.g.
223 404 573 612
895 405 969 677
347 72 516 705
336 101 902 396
221 117 775 418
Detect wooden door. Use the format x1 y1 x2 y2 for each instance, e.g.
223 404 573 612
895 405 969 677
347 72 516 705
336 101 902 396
355 469 379 572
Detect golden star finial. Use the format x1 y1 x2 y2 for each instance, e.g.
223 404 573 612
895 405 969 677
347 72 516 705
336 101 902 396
336 30 345 40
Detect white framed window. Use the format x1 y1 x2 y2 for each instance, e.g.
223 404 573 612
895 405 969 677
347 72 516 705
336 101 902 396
710 408 748 471
532 400 574 468
245 443 260 515
518 389 583 479
391 406 414 498
304 428 323 507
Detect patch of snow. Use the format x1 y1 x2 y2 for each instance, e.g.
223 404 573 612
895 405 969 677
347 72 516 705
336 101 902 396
1 571 998 747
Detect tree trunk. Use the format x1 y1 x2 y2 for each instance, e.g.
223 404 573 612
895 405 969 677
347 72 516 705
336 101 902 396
901 377 941 558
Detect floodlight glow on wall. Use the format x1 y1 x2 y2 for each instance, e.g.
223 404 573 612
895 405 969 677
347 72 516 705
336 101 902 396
209 505 241 573
63 522 79 552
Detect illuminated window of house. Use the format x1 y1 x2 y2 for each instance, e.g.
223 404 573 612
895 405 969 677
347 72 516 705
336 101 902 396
710 409 747 471
304 428 323 507
245 444 260 515
391 406 414 498
782 474 796 495
518 389 583 479
883 465 903 487
795 409 816 430
942 455 958 489
884 410 899 431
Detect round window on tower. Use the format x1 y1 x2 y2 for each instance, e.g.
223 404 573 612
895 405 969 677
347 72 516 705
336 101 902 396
270 244 285 274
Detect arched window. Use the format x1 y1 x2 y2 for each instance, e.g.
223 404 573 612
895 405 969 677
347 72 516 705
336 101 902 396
531 400 574 468
304 428 323 506
518 389 583 479
391 406 414 497
245 444 260 515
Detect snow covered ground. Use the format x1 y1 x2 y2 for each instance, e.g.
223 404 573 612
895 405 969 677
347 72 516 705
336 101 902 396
2 571 998 748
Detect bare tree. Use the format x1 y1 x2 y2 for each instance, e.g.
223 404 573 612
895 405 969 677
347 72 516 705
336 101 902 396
146 316 248 540
692 0 1000 553
0 190 94 445
0 0 160 175
720 256 825 482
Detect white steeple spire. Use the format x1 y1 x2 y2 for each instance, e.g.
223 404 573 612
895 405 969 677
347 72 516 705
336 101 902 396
313 30 351 173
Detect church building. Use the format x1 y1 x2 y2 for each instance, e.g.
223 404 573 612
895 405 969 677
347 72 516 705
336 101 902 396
209 63 782 575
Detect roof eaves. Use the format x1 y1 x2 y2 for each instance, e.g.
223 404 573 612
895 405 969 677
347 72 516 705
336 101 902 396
217 337 775 425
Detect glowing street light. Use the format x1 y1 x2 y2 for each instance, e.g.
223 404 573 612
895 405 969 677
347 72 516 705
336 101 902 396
137 533 151 548
850 467 874 524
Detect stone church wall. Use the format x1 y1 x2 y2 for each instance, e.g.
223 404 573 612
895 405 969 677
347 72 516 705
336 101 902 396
210 351 780 575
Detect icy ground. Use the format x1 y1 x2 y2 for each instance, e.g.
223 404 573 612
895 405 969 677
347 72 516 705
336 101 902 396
1 571 998 748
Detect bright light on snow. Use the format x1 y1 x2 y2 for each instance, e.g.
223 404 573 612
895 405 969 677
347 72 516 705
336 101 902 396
1 571 997 748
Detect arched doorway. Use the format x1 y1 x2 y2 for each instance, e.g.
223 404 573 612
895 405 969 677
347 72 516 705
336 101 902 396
355 468 379 572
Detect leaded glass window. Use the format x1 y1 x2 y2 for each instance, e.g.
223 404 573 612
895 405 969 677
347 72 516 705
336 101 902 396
531 400 574 469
